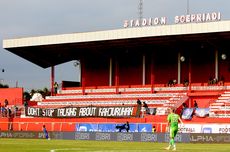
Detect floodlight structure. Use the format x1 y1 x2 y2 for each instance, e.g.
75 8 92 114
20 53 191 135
187 0 190 14
139 0 143 22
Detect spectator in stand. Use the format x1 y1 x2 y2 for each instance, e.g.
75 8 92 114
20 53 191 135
219 75 225 86
180 103 188 116
208 76 218 85
183 79 189 87
0 106 1 116
168 79 177 87
13 105 18 117
4 99 8 107
172 79 177 86
0 103 1 116
54 82 58 95
194 100 198 109
136 99 142 117
6 107 12 118
1 106 6 117
24 100 28 108
167 79 173 87
152 125 156 133
143 102 150 114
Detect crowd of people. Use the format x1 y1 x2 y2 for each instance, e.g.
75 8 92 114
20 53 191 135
136 99 151 118
166 75 225 87
0 99 20 118
208 75 225 85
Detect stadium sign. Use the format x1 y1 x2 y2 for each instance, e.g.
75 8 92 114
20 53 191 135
25 106 135 118
123 12 221 28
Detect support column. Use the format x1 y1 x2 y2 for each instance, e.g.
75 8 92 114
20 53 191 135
109 57 113 86
115 58 119 94
79 61 81 84
215 49 218 80
142 55 146 85
81 59 85 95
51 66 55 96
150 54 155 93
178 52 181 84
188 57 192 92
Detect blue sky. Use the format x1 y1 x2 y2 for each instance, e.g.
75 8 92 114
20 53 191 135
0 0 229 91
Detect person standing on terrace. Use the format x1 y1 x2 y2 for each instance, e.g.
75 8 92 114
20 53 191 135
54 82 58 95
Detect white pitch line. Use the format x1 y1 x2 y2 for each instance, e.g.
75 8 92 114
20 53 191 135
50 149 158 152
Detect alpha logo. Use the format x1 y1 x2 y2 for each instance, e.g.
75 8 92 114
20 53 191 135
190 135 214 142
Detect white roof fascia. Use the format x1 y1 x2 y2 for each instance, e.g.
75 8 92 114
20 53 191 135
3 20 230 48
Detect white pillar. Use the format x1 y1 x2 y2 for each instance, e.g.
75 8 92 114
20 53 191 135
178 52 181 84
109 58 113 86
79 61 81 83
215 50 218 80
142 55 146 85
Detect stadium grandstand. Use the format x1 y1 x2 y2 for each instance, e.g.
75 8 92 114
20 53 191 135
1 17 230 134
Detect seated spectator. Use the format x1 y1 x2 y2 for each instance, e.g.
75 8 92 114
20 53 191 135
219 75 225 86
172 79 177 86
167 79 173 87
168 79 177 87
208 76 218 85
116 121 130 132
213 78 218 85
183 79 189 87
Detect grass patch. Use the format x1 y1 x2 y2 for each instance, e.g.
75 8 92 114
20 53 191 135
0 138 230 152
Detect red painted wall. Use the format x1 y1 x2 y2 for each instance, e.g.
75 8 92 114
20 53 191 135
84 55 109 86
119 53 142 85
0 88 23 106
219 59 230 82
154 50 177 84
191 49 215 83
81 49 229 86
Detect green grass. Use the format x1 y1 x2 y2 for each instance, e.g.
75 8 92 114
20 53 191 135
0 138 230 152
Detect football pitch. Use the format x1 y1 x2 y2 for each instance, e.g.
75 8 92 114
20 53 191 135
0 138 230 152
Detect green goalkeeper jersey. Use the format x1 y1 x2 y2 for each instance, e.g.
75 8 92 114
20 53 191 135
167 113 180 128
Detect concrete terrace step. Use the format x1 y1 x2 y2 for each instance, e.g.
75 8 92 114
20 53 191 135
221 94 230 97
218 96 230 100
45 93 183 100
38 99 170 106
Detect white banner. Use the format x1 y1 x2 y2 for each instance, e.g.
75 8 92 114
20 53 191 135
178 124 202 133
178 124 230 134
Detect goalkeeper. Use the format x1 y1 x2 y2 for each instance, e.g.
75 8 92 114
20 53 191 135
165 108 183 151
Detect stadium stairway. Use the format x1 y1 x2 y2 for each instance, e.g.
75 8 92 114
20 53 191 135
209 91 230 118
37 86 188 115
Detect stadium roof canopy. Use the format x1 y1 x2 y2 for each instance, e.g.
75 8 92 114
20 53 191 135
3 21 230 68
